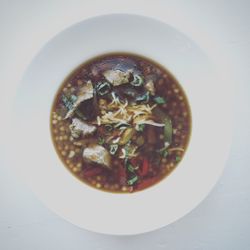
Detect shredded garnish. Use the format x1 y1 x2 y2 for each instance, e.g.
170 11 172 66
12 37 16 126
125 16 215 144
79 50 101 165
168 147 184 152
135 120 165 127
119 145 138 159
97 94 159 131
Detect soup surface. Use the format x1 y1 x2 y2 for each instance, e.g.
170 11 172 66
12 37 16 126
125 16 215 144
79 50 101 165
50 53 191 193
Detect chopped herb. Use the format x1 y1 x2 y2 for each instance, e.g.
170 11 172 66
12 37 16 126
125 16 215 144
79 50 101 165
131 74 144 86
154 96 166 104
175 156 181 162
110 144 119 155
163 150 169 158
127 163 135 173
124 141 131 165
96 81 111 96
61 94 74 110
135 91 150 103
127 175 138 185
136 124 145 132
98 137 105 145
158 147 169 158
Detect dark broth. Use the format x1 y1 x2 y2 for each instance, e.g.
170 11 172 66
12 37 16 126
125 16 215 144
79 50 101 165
50 53 191 193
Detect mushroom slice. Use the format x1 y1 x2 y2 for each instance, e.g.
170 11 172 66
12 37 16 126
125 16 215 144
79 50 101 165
103 69 131 86
83 145 111 169
69 118 96 138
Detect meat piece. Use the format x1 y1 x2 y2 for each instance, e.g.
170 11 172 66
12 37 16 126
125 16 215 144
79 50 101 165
69 118 96 138
77 81 94 100
103 69 131 86
145 80 155 95
82 145 111 168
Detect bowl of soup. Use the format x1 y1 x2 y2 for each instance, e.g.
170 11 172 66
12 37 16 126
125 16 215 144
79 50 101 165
51 53 191 193
11 14 232 235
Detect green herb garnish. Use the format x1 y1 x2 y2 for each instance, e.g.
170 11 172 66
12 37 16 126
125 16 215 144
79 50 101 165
61 94 74 110
162 150 169 158
127 164 135 173
127 175 138 185
131 74 144 86
124 141 131 165
154 96 166 104
110 144 119 155
98 137 105 145
136 124 145 132
96 81 111 96
175 156 181 162
136 91 150 103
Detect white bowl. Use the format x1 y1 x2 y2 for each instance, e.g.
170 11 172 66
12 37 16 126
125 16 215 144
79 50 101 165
11 14 232 235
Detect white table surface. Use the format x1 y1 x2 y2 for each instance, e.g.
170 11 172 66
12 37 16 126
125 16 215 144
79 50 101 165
1 0 250 249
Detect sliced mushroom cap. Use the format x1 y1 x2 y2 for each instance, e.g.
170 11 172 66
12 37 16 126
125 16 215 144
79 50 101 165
69 118 96 138
103 69 131 86
83 144 111 169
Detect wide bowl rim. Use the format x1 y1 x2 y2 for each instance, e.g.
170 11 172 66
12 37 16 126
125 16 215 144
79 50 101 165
10 13 233 235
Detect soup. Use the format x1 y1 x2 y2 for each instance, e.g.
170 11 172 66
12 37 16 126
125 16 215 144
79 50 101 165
50 53 191 193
